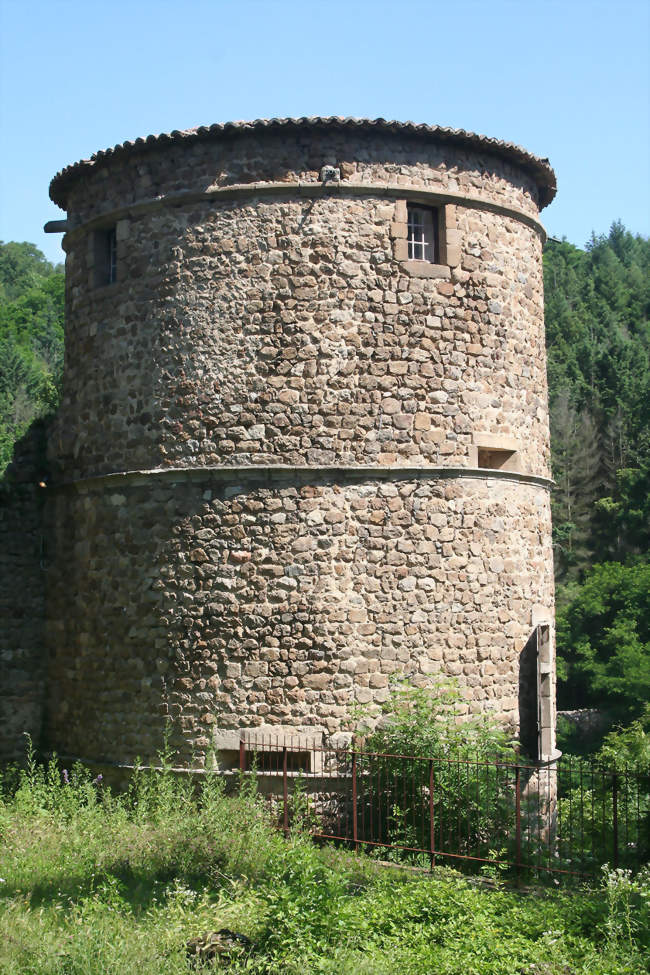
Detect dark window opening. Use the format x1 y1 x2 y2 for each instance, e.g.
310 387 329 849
94 227 117 286
477 447 516 470
407 205 439 263
218 748 311 773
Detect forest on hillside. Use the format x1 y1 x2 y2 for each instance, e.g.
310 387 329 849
1 226 648 735
543 226 649 727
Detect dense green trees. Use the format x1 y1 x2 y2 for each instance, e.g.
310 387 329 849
544 224 649 726
556 561 650 718
545 225 650 577
0 242 64 472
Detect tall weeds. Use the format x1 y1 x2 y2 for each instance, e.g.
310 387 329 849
1 739 648 975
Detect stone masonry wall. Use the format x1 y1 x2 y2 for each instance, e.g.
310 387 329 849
63 129 543 226
46 471 553 765
53 192 548 481
0 424 48 761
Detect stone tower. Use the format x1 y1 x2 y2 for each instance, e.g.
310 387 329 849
42 117 557 767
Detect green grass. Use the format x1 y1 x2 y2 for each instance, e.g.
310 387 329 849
1 747 648 974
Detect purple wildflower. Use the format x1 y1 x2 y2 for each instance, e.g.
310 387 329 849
62 769 69 784
93 774 103 785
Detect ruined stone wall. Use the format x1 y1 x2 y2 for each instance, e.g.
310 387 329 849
0 424 48 761
44 123 556 766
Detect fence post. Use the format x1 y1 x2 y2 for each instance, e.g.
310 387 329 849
239 738 245 773
283 745 289 836
429 758 435 872
515 765 522 884
352 748 358 852
612 771 619 870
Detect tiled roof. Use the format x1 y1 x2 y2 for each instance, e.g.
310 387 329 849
49 116 556 209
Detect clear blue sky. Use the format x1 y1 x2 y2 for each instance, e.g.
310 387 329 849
1 0 648 265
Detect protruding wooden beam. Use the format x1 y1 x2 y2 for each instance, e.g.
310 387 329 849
44 219 68 233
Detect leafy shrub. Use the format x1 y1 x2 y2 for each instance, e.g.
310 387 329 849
350 678 519 867
556 709 650 872
597 705 650 769
354 676 517 761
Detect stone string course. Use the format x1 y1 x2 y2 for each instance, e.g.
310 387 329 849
2 121 558 765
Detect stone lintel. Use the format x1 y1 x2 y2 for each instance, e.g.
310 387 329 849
399 261 451 279
472 432 520 451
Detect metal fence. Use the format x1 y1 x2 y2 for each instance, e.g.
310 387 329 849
235 736 650 883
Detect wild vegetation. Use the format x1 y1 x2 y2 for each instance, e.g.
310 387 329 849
1 744 649 974
0 226 649 967
544 224 650 577
352 679 649 878
0 242 64 472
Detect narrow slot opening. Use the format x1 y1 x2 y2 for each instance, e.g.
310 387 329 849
94 227 117 287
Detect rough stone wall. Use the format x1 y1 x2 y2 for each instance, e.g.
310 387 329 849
54 194 548 481
63 130 542 225
47 471 553 765
0 424 48 761
42 124 556 766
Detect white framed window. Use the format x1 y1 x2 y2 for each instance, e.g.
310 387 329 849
407 205 439 263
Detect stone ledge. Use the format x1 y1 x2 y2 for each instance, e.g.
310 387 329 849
52 463 554 492
214 727 322 751
214 727 325 773
399 261 451 279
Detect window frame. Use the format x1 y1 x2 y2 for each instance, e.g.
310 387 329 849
390 200 458 278
519 623 555 762
407 204 440 264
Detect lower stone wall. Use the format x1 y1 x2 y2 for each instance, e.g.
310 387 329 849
0 424 48 762
45 468 554 766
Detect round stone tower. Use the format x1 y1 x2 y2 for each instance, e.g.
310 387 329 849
45 117 557 766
